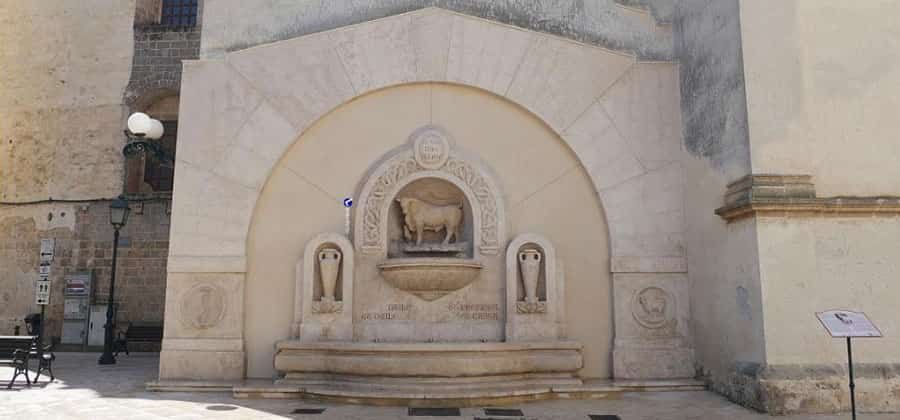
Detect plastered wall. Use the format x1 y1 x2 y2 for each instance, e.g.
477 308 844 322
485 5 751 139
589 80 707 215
674 0 760 385
0 1 134 202
740 0 900 197
757 217 900 365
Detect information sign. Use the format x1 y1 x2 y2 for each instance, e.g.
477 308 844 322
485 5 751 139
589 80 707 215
36 278 51 305
816 310 882 338
40 238 55 262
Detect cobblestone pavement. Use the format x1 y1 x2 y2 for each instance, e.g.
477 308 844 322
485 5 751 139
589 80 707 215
0 353 893 420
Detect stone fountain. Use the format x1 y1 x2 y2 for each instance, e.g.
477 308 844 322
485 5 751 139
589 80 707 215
276 126 582 402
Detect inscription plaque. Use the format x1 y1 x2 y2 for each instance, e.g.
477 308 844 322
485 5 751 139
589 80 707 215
449 303 499 321
361 303 415 321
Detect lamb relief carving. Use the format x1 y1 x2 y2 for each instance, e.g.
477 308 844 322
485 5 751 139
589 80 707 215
397 197 463 246
632 287 676 334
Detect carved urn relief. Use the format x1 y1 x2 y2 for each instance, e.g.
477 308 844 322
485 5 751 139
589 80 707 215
318 248 341 301
313 247 343 313
506 234 564 340
294 233 354 341
517 249 547 314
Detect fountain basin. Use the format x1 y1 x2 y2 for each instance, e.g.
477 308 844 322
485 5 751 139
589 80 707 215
275 340 583 378
377 258 483 301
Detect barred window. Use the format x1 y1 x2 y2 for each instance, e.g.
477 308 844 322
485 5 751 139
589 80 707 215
161 0 198 26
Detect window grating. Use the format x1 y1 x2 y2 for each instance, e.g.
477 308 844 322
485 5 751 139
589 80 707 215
161 0 198 26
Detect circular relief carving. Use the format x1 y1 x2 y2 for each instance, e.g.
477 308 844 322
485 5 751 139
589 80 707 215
412 126 450 170
632 287 675 329
179 283 226 330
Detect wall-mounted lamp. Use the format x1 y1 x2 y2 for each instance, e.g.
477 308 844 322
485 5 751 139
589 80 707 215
122 112 171 163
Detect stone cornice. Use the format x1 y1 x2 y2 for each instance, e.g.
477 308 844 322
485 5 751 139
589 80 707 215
715 174 900 222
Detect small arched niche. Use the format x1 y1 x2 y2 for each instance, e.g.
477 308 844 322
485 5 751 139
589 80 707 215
353 125 505 257
387 178 475 258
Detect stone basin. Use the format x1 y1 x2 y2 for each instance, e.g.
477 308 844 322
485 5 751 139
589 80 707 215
274 340 583 379
377 258 483 301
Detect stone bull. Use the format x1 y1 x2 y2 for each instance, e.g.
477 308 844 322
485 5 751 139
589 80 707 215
396 197 463 246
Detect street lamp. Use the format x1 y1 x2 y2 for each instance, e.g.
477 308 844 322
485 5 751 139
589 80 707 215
98 196 130 365
122 112 169 163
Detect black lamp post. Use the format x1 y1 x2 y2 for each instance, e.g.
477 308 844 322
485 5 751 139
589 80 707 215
98 196 130 365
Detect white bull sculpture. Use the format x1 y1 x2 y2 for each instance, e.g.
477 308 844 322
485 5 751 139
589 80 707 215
396 197 463 246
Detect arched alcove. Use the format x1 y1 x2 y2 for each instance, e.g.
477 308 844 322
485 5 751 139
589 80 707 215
245 83 612 378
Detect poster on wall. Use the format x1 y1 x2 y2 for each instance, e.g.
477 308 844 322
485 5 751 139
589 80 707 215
816 310 882 338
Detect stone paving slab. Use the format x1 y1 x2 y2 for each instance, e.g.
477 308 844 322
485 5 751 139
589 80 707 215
0 353 894 419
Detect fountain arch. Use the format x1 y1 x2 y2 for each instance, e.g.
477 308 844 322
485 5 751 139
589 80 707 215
161 8 692 395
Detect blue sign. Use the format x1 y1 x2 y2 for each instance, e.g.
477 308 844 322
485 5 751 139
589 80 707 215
343 197 353 208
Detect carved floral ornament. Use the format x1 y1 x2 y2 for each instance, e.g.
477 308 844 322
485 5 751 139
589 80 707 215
356 126 503 255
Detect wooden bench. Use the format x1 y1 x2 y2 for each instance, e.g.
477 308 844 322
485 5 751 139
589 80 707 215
0 336 34 389
115 323 163 356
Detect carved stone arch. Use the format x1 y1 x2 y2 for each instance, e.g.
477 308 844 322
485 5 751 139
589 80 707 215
354 125 505 257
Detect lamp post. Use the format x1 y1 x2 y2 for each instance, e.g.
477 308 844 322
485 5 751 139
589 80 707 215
98 196 130 365
98 111 163 365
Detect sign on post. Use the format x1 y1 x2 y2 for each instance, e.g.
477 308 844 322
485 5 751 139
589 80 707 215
817 309 882 420
40 238 55 263
36 278 51 305
816 310 882 338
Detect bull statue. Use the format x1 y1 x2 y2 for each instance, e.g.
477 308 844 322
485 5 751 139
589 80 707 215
396 197 463 246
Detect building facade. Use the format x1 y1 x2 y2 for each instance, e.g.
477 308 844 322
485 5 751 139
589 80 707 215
2 0 899 414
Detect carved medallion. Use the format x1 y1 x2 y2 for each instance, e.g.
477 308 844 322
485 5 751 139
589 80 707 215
179 283 226 330
412 126 450 170
631 287 675 330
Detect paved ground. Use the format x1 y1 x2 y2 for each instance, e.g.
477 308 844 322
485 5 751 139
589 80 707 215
0 353 891 419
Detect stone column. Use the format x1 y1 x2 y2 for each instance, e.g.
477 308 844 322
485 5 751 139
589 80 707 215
612 272 695 379
158 257 246 380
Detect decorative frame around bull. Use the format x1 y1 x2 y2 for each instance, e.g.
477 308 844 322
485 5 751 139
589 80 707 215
353 125 506 258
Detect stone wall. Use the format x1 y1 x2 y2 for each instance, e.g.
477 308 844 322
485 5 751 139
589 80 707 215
135 0 163 25
0 1 181 345
0 201 170 342
199 0 674 60
752 215 900 413
0 1 134 202
739 0 900 197
126 26 201 108
673 0 763 405
734 1 900 413
674 0 900 414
